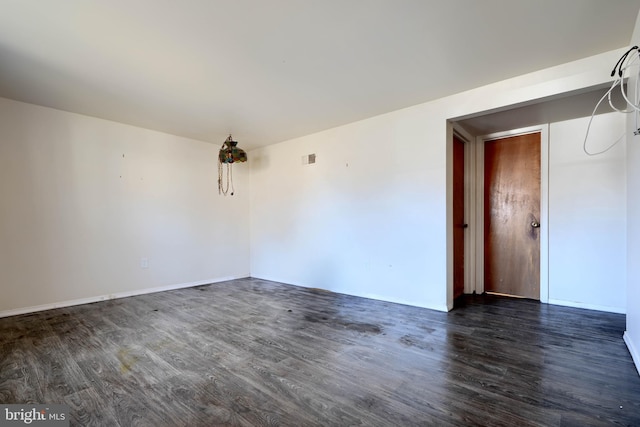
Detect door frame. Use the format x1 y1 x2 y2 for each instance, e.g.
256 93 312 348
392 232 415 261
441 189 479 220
448 124 476 309
471 125 549 302
452 129 473 300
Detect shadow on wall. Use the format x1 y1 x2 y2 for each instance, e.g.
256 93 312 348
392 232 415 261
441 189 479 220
249 151 270 172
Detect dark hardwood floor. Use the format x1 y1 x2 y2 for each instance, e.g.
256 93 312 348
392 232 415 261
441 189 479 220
1 278 639 426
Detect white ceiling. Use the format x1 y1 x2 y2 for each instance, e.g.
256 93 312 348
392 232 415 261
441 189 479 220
1 1 639 150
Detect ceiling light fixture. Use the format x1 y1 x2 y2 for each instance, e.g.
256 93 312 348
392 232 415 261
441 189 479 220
218 134 247 196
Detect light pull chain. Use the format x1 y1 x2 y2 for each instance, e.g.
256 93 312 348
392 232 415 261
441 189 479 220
218 160 235 196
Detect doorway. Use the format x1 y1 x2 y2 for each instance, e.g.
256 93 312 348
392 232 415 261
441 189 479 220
453 134 466 300
449 124 549 307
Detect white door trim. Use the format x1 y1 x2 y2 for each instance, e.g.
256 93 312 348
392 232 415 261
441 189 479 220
451 124 476 297
474 125 549 303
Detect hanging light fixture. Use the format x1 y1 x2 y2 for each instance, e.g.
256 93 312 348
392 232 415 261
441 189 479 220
218 134 247 196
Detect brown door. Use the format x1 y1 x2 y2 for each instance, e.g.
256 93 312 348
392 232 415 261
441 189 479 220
484 132 540 299
453 135 465 299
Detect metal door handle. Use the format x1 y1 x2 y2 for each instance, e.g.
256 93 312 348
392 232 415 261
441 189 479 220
531 221 540 228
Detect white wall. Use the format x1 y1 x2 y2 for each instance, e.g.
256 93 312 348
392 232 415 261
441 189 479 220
549 113 627 312
625 11 640 375
250 108 445 309
626 109 640 374
250 48 627 312
0 97 250 315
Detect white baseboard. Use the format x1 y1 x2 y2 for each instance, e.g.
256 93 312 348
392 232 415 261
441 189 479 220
624 331 640 377
547 298 625 314
361 292 449 312
250 274 450 312
0 275 250 319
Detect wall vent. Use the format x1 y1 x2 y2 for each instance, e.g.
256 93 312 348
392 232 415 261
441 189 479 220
302 153 316 165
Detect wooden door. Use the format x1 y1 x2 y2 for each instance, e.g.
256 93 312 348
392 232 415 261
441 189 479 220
484 132 540 299
453 135 465 299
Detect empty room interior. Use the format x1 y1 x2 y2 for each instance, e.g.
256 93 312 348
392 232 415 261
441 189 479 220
2 1 640 426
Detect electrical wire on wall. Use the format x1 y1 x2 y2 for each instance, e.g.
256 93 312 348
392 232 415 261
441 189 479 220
584 46 640 156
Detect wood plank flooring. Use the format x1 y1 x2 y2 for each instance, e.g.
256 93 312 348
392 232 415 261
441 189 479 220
1 278 639 426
